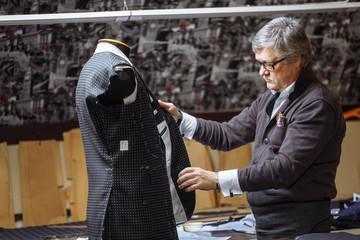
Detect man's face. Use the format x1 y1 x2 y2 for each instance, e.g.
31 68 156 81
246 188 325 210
255 47 301 92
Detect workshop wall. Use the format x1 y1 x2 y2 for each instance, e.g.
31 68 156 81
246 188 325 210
0 0 359 129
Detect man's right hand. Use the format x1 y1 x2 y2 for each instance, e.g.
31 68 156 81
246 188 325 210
158 100 179 121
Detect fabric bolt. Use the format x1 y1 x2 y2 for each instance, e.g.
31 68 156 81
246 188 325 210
76 51 195 240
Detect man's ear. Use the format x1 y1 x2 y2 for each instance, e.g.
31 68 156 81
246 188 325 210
295 56 302 68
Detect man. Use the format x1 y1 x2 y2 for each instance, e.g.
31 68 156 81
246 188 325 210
159 17 346 240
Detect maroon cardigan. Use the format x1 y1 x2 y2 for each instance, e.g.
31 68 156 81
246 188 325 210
193 64 346 206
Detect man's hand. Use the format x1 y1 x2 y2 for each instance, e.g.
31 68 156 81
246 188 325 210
158 100 179 121
177 167 216 192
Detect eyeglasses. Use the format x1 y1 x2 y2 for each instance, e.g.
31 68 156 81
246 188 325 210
255 57 287 72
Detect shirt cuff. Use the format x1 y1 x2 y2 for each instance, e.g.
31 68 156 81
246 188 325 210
218 169 243 198
179 111 197 139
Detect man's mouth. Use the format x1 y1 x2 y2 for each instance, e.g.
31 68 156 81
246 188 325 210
263 76 274 83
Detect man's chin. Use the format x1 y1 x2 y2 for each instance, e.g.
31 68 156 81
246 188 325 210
267 83 276 90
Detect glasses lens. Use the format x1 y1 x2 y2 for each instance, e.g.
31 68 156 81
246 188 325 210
255 61 274 72
263 64 274 72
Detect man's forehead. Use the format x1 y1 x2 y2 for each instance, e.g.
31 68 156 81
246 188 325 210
255 48 277 62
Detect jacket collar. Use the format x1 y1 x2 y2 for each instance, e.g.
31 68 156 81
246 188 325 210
288 63 318 102
275 63 318 115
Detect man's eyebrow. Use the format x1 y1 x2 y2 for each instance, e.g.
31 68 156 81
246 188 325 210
256 58 276 63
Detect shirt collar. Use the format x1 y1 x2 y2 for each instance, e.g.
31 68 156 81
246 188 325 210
270 81 296 99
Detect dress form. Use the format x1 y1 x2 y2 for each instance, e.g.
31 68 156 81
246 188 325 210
98 38 131 58
96 39 136 105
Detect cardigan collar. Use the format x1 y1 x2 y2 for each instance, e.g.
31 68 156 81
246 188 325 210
288 63 318 102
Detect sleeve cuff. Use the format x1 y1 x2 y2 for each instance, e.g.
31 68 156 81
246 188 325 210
179 111 197 139
218 169 243 198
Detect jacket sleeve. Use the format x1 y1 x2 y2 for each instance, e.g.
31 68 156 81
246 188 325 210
193 99 259 151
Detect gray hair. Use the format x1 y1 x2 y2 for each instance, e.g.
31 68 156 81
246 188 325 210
252 17 311 68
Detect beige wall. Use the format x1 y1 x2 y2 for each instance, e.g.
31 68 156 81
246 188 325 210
7 142 73 227
335 120 360 200
3 120 360 226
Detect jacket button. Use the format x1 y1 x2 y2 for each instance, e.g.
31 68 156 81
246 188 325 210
254 160 258 164
264 138 269 144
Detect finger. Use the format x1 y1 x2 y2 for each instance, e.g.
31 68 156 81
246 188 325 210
158 100 169 109
178 167 195 178
178 177 198 191
184 185 196 192
158 100 178 120
183 180 204 192
177 171 192 186
158 100 176 111
178 178 190 190
178 168 199 188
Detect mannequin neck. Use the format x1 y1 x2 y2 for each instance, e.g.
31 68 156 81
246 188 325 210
98 39 130 57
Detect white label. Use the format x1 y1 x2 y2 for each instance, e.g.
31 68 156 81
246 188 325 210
120 140 129 151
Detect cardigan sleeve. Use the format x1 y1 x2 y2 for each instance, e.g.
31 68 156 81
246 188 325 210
193 99 259 151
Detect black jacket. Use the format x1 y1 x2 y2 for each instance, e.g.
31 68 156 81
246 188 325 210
76 50 195 239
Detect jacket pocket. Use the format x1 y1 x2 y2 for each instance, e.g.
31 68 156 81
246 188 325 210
270 126 287 152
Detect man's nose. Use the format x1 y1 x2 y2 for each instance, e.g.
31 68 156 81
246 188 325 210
259 65 269 76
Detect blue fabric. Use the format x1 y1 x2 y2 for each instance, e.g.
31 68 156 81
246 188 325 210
0 222 87 240
294 232 360 240
338 202 360 221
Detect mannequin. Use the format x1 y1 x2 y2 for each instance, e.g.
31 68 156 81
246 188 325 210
95 39 136 105
98 39 131 57
76 39 195 240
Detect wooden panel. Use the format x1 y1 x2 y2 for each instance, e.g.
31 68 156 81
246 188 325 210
184 139 217 211
217 144 252 207
0 142 15 228
335 120 360 200
64 128 88 222
62 131 73 180
19 140 67 227
53 141 64 188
